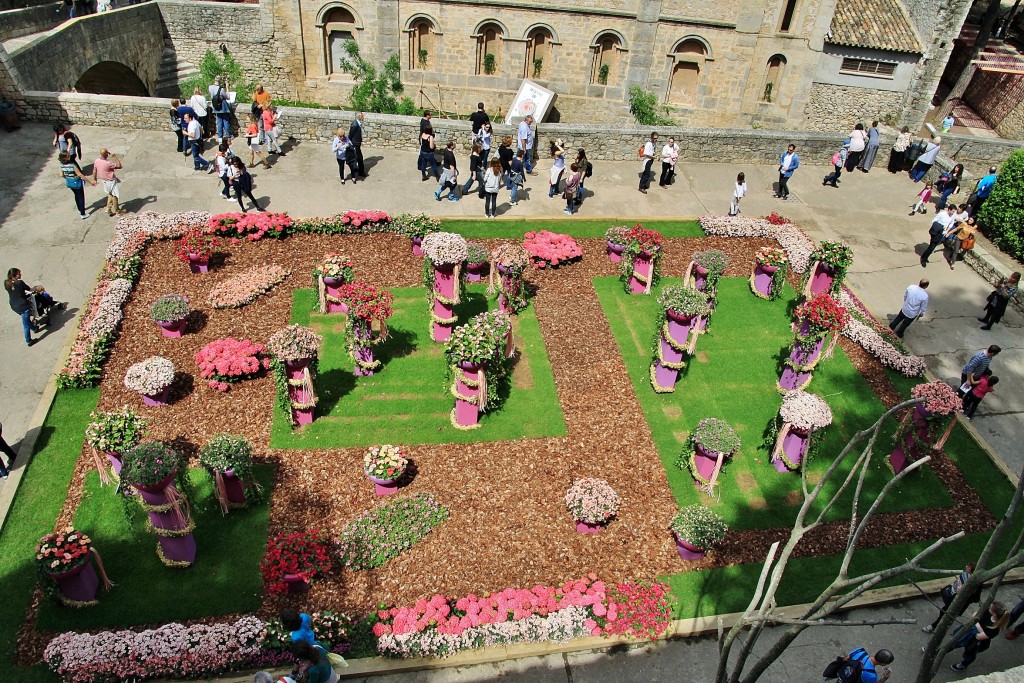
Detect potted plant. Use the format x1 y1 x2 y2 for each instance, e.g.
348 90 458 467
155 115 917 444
658 286 709 322
36 529 112 607
313 253 354 287
199 434 257 511
266 324 321 369
565 478 621 534
750 246 789 300
123 356 176 407
120 441 183 493
803 241 854 298
176 230 218 273
685 418 741 493
121 441 197 567
890 381 962 473
465 242 491 282
598 63 610 85
605 225 630 263
418 48 428 68
149 295 190 338
85 408 148 482
393 213 442 255
690 250 729 292
669 505 727 560
779 294 849 392
261 529 335 595
363 444 409 496
446 311 512 429
771 390 833 473
266 324 322 426
483 52 497 75
423 232 469 342
533 56 543 77
620 224 665 294
492 243 531 313
650 287 710 393
338 281 394 376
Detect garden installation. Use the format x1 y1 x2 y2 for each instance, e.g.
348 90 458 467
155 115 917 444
0 209 1015 683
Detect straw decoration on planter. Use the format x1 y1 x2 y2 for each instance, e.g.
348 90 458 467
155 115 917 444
683 250 728 333
267 324 322 426
337 282 393 376
446 310 513 430
677 418 741 495
422 232 469 342
35 530 114 608
650 286 709 393
199 434 259 513
84 408 148 487
889 381 962 474
778 294 849 393
489 243 531 313
769 390 833 473
120 442 196 568
313 253 355 314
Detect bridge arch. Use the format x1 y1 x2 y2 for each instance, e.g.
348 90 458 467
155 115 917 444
74 61 149 97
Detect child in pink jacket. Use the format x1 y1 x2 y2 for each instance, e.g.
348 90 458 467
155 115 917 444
910 182 932 215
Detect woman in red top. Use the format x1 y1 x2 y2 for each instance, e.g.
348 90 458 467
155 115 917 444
962 373 997 419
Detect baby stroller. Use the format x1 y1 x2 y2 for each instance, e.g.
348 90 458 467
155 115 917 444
27 286 64 330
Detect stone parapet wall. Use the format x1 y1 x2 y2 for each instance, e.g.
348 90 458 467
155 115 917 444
804 83 905 132
0 3 64 42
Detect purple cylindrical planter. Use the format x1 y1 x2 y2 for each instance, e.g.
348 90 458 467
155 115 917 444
157 319 186 338
286 358 316 423
366 473 401 496
411 236 424 256
137 479 197 567
692 263 709 291
142 386 171 407
653 310 695 391
187 253 209 274
778 335 826 392
324 281 349 314
105 451 123 477
433 263 457 342
466 261 489 282
775 425 810 473
607 242 625 263
629 248 657 294
351 321 376 376
49 559 100 604
455 362 483 428
674 533 707 560
752 262 777 298
285 574 311 593
222 470 246 505
576 520 602 535
810 262 836 297
694 443 728 483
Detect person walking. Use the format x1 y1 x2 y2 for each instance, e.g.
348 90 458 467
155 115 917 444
548 139 566 198
1004 596 1024 640
563 163 581 215
498 136 514 188
979 272 1020 330
92 148 126 216
910 136 942 182
638 132 658 194
262 106 284 156
58 151 97 219
214 146 233 200
946 215 977 270
183 113 211 172
517 115 537 175
659 136 679 187
823 140 849 188
469 102 490 135
949 601 1010 672
825 647 893 683
857 121 880 172
331 128 357 184
434 140 459 202
729 172 747 215
477 121 492 167
348 112 365 178
888 126 912 173
962 373 997 419
5 268 63 347
936 163 964 209
169 101 185 154
910 181 933 215
888 279 929 338
509 150 525 206
775 144 799 200
483 159 502 218
0 421 18 480
575 148 591 205
209 75 232 142
968 166 998 214
175 99 197 155
419 125 439 181
230 157 263 212
846 123 868 171
923 563 978 633
463 143 483 196
921 206 956 266
960 345 1001 387
244 115 270 170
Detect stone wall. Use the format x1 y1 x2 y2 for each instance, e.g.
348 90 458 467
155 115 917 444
898 0 972 130
804 83 904 132
0 3 65 42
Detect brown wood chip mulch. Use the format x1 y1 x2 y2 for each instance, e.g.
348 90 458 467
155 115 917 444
21 234 994 661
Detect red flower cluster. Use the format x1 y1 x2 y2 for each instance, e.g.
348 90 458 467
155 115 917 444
765 212 791 225
207 212 293 241
795 293 850 333
36 530 92 573
338 210 390 230
336 281 394 323
194 337 269 391
176 230 218 264
522 230 583 269
260 529 335 596
625 224 665 252
599 582 673 640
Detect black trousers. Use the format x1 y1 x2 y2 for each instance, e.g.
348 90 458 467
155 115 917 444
920 237 943 264
777 173 790 198
659 162 672 186
889 311 916 337
823 165 842 186
845 149 863 172
353 144 365 176
639 159 654 190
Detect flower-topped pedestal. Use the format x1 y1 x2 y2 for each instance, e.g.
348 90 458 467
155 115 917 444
267 324 323 426
491 244 531 314
465 243 491 282
778 294 849 393
314 253 355 314
770 391 833 473
199 434 258 513
84 408 148 487
363 444 408 496
122 442 196 568
446 310 513 429
605 225 629 263
36 530 113 607
620 225 664 295
337 281 394 377
682 418 741 494
393 212 442 257
650 286 710 393
150 295 190 338
565 478 620 534
176 230 218 274
683 250 728 333
669 505 727 560
422 232 469 342
889 381 962 474
750 246 789 300
124 356 175 407
801 241 853 301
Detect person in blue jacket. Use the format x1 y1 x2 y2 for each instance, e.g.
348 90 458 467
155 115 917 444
775 144 799 200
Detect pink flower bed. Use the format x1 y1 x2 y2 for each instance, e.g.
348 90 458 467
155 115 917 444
837 290 926 376
699 215 814 273
523 230 583 269
107 211 209 261
195 337 270 391
208 212 293 241
57 278 134 388
912 380 961 415
207 264 290 309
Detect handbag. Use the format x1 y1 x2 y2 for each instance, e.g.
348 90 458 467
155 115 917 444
961 232 976 250
65 176 83 189
822 655 846 678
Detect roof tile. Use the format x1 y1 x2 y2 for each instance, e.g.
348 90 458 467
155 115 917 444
829 0 923 54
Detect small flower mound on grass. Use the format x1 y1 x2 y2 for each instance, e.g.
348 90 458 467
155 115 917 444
692 417 741 454
363 444 408 481
912 380 961 416
123 356 175 396
149 294 190 323
565 478 620 525
337 493 449 570
261 529 335 596
523 230 583 268
207 264 289 309
779 390 833 431
195 337 269 391
266 324 322 363
670 504 728 550
207 211 292 240
176 229 218 264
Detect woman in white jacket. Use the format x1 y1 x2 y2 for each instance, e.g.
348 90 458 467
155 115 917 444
188 87 210 138
483 159 502 218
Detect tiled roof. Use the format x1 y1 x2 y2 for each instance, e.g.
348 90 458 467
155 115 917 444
828 0 923 54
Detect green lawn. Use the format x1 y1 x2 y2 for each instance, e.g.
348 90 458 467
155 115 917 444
594 276 954 531
440 219 703 240
270 285 566 448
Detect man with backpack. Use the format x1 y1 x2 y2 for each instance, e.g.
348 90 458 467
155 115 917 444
823 647 893 683
208 76 232 143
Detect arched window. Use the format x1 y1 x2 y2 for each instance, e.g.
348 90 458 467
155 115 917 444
408 18 436 70
476 22 503 75
321 7 357 77
668 39 707 105
526 27 552 78
591 32 622 85
762 54 786 102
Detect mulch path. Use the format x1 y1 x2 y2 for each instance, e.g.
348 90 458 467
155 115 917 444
21 233 995 661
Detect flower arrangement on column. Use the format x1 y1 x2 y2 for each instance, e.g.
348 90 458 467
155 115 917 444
35 530 113 607
669 505 727 560
678 418 741 494
199 434 259 513
565 478 620 534
769 390 833 473
889 381 962 474
800 241 853 300
619 224 665 294
123 356 175 407
120 442 196 568
84 408 148 486
313 253 355 314
489 243 531 313
650 286 710 393
266 324 322 426
393 212 442 256
337 281 394 376
363 444 409 496
149 294 190 338
422 232 469 342
778 294 849 392
446 310 513 429
605 225 630 263
749 246 789 300
176 230 218 274
465 243 491 282
683 250 729 333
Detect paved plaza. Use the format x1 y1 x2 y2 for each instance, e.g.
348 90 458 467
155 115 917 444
0 122 1022 681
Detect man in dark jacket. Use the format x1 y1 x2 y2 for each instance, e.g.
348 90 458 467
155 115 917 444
348 112 365 178
469 102 489 135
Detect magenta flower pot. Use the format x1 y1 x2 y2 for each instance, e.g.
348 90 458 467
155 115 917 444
133 471 179 495
466 261 489 282
411 236 424 256
187 253 209 274
810 262 836 297
674 533 707 560
284 573 311 593
774 426 810 473
607 241 625 263
156 319 186 338
49 559 100 604
693 443 731 483
629 248 658 294
366 472 402 496
322 276 342 286
576 520 602 535
142 386 171 407
454 361 483 428
752 262 778 298
105 451 123 477
221 469 247 505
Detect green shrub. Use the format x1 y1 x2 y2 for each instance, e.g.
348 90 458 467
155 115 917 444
337 40 416 115
180 50 254 102
978 150 1024 260
628 85 674 126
